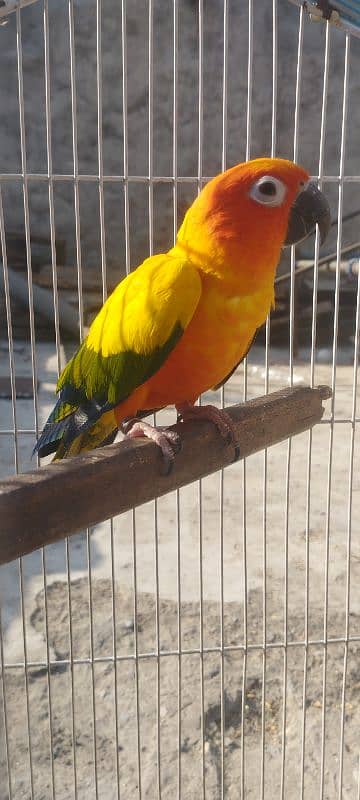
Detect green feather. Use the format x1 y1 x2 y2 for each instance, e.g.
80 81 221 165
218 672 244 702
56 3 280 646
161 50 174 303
58 321 183 405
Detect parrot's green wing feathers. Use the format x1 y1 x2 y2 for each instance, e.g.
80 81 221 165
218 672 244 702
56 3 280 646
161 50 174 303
34 254 201 458
58 253 202 405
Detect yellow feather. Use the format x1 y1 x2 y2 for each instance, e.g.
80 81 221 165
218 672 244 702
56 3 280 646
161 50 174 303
86 254 202 358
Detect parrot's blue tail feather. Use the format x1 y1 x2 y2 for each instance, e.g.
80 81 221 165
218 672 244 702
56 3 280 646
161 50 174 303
33 385 116 460
32 391 80 458
33 417 73 458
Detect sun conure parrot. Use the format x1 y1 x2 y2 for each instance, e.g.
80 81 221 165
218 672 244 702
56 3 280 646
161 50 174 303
34 158 330 470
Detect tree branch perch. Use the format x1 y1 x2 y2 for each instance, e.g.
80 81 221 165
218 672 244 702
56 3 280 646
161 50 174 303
0 385 331 566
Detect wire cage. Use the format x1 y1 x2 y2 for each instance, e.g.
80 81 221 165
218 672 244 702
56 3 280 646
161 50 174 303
1 1 360 798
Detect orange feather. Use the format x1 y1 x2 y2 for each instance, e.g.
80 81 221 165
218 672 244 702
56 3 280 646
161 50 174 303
114 157 309 424
36 157 312 459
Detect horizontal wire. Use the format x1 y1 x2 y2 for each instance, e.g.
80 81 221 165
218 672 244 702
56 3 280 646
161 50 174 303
0 416 359 438
1 172 360 184
0 429 38 435
3 633 360 670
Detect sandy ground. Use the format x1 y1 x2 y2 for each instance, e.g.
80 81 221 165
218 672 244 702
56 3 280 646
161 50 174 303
1 340 360 798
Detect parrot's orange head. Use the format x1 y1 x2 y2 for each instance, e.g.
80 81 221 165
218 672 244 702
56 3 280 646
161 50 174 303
208 158 309 236
176 157 330 288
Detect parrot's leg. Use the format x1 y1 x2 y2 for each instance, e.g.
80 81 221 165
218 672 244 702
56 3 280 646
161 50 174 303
121 418 181 474
176 402 240 461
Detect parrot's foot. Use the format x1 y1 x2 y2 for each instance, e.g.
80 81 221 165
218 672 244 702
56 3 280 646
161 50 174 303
121 418 181 475
176 402 241 461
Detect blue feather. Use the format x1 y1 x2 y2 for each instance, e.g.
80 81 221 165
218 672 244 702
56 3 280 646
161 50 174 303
33 389 114 459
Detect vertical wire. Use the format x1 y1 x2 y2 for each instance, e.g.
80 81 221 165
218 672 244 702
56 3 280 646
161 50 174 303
309 30 329 393
245 0 253 163
121 0 130 279
172 2 182 797
320 34 350 800
148 0 154 261
67 4 83 795
271 0 278 159
0 193 19 473
219 464 225 799
68 0 106 800
197 1 206 796
121 2 142 795
219 1 228 796
131 517 142 800
289 4 304 383
240 4 253 796
85 531 99 800
281 437 291 800
0 183 14 797
280 9 304 800
16 7 39 435
78 6 108 798
338 242 360 800
109 523 121 800
0 190 13 798
68 0 84 340
109 522 121 800
39 549 56 800
240 462 248 800
0 606 11 800
339 36 352 800
16 566 35 795
147 3 161 797
221 0 228 173
16 9 40 796
96 0 107 303
260 4 277 797
96 2 120 795
300 21 330 800
43 0 61 373
175 493 182 800
0 178 19 795
42 4 64 796
64 538 78 800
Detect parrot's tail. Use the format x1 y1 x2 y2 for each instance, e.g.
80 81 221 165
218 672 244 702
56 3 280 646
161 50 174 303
53 409 118 460
33 386 118 460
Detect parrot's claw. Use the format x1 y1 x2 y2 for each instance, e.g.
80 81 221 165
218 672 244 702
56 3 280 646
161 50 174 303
176 402 240 462
121 419 181 475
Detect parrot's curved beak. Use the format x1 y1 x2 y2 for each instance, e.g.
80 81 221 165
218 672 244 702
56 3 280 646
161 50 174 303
284 182 331 247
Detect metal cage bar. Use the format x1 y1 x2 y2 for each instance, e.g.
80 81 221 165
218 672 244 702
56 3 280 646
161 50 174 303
320 32 351 800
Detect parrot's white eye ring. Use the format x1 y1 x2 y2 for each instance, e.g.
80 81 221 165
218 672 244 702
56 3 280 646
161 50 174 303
249 176 287 207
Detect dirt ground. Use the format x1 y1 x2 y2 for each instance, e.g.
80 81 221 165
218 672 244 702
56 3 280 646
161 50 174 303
1 341 360 798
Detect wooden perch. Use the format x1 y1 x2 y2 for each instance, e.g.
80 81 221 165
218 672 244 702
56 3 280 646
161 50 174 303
0 385 331 566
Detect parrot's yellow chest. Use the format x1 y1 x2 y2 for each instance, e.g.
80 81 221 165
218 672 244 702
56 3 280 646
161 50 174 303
143 272 275 407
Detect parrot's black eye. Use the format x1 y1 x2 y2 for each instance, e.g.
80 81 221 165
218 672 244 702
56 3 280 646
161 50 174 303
249 176 287 207
259 181 277 196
